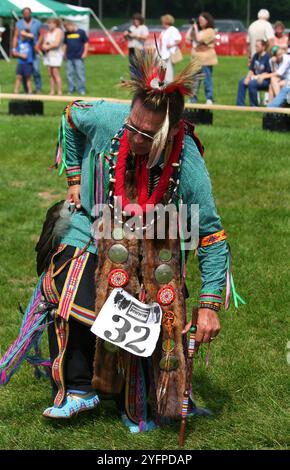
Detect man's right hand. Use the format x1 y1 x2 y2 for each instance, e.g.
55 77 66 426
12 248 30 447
67 184 81 209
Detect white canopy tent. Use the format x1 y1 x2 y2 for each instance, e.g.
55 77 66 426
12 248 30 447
0 0 91 20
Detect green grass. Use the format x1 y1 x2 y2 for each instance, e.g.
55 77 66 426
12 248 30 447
0 55 289 450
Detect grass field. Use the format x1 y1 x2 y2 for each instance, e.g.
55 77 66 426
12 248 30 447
0 55 289 451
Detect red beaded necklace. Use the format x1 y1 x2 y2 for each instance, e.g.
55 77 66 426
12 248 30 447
114 125 184 216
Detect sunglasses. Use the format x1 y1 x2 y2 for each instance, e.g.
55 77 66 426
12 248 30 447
124 121 155 141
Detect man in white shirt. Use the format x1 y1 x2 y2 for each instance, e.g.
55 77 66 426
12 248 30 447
247 9 274 59
124 13 149 72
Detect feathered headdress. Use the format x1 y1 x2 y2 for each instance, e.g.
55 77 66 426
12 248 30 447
121 49 201 168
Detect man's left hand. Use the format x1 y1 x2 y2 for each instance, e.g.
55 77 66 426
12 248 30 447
183 308 220 343
195 308 220 343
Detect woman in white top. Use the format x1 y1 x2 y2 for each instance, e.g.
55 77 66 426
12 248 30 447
159 14 182 83
42 18 64 95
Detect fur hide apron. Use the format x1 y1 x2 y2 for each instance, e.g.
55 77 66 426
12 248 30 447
92 126 188 422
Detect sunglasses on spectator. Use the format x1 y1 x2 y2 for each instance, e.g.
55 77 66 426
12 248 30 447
124 121 155 141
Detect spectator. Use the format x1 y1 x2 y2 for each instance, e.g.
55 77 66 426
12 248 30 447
42 18 64 96
123 13 149 70
236 39 271 107
12 7 44 93
267 83 290 108
267 54 290 107
159 15 182 82
247 9 274 59
269 46 284 71
63 21 89 96
186 12 218 104
273 21 288 53
13 37 33 94
259 47 288 103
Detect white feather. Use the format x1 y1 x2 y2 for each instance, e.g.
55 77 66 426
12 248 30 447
147 101 170 169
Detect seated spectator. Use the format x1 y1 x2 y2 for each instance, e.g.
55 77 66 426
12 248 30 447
269 46 284 71
267 54 290 107
258 46 289 103
236 39 271 106
267 82 290 108
63 20 89 95
13 36 33 94
273 21 288 53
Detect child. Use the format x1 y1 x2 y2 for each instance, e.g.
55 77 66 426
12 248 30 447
42 18 64 96
13 36 34 94
63 21 88 95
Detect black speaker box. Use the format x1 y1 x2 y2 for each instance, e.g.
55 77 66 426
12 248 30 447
183 108 213 125
9 100 44 116
262 112 290 132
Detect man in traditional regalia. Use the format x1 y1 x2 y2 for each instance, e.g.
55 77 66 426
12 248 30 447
0 51 243 435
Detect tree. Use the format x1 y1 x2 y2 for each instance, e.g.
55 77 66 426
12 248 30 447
56 0 290 22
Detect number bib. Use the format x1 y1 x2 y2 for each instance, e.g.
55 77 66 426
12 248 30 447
91 288 162 357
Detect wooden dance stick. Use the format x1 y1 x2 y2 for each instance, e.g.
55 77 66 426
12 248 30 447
179 307 199 447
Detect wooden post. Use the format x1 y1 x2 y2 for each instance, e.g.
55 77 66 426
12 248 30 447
98 0 103 22
141 0 146 19
246 0 251 27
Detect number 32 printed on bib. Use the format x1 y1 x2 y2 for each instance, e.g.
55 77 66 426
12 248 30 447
91 288 162 357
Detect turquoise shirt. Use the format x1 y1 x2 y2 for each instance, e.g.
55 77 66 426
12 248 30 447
59 100 228 302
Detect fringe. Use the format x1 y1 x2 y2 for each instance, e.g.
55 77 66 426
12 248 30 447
225 245 246 309
0 274 52 385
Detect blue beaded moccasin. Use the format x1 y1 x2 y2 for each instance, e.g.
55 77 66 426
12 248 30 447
43 392 100 419
120 414 156 433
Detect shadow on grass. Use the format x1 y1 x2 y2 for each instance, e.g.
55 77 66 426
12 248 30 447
155 370 232 440
151 372 233 447
35 370 231 432
192 370 232 416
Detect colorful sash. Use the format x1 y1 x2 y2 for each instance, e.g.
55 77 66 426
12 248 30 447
42 245 91 406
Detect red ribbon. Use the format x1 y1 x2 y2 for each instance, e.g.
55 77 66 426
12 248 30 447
115 125 184 216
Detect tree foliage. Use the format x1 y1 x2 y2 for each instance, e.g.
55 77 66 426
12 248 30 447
62 0 290 23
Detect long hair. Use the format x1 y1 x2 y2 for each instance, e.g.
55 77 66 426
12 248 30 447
199 12 215 29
